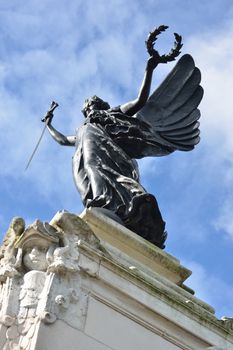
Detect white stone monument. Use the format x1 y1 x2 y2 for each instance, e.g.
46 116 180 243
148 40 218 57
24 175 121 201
0 209 232 350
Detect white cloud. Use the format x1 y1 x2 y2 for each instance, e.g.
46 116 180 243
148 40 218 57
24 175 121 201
167 21 233 240
214 199 233 239
186 23 233 154
0 1 150 199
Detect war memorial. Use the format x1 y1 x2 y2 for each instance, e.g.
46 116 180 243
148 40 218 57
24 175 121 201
0 26 232 350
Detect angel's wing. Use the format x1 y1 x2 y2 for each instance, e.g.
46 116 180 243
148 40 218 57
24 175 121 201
135 54 203 156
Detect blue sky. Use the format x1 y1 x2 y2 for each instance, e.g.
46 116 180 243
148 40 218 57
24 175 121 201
0 0 233 318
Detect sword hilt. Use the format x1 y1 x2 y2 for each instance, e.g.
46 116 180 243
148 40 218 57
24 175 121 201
41 101 59 122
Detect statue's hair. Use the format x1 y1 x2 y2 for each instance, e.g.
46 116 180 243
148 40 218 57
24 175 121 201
82 95 110 117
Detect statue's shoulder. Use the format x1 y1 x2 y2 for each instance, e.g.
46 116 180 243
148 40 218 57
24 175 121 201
108 106 121 113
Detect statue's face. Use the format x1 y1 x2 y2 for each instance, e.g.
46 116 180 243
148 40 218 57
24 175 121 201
11 217 25 236
82 100 99 117
82 96 110 117
23 246 48 271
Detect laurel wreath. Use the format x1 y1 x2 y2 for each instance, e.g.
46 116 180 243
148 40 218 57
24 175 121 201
146 25 183 63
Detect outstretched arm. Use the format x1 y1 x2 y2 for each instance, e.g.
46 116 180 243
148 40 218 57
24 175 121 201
120 26 182 117
120 56 158 117
44 113 76 146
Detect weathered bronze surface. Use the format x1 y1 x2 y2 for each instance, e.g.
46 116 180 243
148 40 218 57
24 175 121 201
43 26 203 248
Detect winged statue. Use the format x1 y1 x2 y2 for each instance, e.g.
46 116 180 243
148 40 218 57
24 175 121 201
42 26 203 249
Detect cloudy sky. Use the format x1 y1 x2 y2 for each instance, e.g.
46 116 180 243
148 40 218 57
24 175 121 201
0 0 233 318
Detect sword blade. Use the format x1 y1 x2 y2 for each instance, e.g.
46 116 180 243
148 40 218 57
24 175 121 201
25 122 47 171
25 101 58 171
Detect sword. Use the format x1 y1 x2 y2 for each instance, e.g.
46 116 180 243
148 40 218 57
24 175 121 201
25 101 59 171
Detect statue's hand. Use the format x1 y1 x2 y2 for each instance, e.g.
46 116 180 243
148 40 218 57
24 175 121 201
41 111 53 124
41 101 59 124
147 55 160 70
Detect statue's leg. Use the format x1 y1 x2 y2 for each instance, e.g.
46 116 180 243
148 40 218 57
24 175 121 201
85 165 109 207
123 193 167 249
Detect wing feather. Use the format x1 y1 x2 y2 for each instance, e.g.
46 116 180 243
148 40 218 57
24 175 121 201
150 54 195 107
162 86 203 125
163 126 200 140
154 110 200 132
166 68 201 112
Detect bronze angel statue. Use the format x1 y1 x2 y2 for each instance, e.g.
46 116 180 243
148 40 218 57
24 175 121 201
43 26 203 249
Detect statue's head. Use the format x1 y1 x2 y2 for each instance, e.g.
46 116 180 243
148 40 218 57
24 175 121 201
15 220 59 272
82 95 110 118
10 217 25 236
23 246 49 271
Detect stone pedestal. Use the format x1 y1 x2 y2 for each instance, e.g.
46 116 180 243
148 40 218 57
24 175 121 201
0 209 232 350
